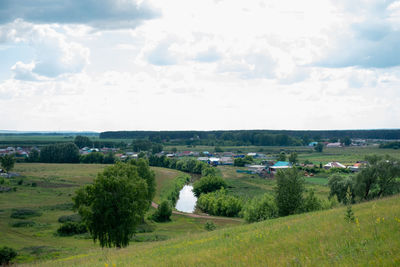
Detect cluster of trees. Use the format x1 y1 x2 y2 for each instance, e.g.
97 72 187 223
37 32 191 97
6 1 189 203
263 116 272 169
74 135 126 149
328 155 400 203
149 155 210 175
0 154 15 173
379 141 400 149
39 143 80 163
196 188 243 217
100 129 400 146
73 159 155 248
26 143 116 164
192 175 227 197
132 139 163 153
233 155 254 167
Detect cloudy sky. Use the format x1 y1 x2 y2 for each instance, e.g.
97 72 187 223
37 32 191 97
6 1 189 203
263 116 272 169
0 0 399 131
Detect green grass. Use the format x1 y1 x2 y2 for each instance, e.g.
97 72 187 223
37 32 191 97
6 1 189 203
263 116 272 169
0 163 240 264
25 195 400 266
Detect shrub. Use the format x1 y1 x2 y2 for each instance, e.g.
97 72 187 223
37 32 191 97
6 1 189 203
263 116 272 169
242 194 278 223
302 190 323 212
197 188 242 217
152 201 172 222
10 208 42 219
0 246 17 265
11 220 36 227
204 221 216 231
193 175 227 197
275 168 305 216
58 214 81 223
57 222 87 236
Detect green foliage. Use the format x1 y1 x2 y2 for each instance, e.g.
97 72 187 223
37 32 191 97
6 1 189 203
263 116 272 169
277 152 286 161
288 152 298 165
152 144 163 154
11 220 36 227
342 137 351 146
344 187 355 222
80 152 104 164
58 214 81 223
132 139 152 152
10 208 42 219
0 246 17 265
129 158 156 207
354 155 400 200
103 152 115 164
215 146 223 152
379 141 400 149
204 221 216 231
302 190 323 212
40 143 80 163
74 135 92 149
160 174 190 205
314 143 324 152
152 201 172 222
233 156 253 167
275 168 305 216
328 174 355 204
242 194 278 223
197 188 242 217
201 166 218 177
57 222 87 236
26 149 40 162
0 154 15 173
73 162 152 248
193 175 227 197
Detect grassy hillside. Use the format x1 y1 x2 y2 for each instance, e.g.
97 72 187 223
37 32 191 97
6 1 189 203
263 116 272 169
25 195 400 266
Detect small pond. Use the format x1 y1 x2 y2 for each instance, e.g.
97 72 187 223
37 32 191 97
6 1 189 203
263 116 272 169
175 185 197 213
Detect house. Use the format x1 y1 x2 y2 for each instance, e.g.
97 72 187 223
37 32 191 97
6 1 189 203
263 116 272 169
247 152 257 157
347 162 367 172
197 157 209 162
308 142 318 147
269 161 292 174
324 162 346 169
208 157 220 166
247 165 267 174
326 142 342 148
220 157 234 165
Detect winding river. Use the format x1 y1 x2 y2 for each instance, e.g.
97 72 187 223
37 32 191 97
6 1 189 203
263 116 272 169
175 185 197 213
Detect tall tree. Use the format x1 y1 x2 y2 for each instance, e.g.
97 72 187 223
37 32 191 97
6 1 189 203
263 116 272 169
74 135 92 149
0 154 15 173
73 162 151 248
314 143 324 152
288 152 298 165
275 168 305 216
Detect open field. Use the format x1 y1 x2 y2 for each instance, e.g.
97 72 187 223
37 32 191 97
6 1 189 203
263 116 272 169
0 163 241 264
24 194 400 266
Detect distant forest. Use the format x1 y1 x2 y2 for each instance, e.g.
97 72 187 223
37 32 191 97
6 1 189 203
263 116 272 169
100 129 400 146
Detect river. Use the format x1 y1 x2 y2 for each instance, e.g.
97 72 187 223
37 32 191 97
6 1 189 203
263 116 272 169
175 185 197 213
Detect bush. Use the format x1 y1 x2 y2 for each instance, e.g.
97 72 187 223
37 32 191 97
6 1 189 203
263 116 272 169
275 168 305 216
152 201 172 222
10 208 42 219
57 222 87 236
302 190 323 212
193 175 227 197
204 221 216 231
0 246 17 265
58 214 81 223
197 188 242 217
242 194 278 223
11 220 36 227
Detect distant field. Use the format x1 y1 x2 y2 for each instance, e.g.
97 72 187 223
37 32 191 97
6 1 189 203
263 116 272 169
27 194 400 266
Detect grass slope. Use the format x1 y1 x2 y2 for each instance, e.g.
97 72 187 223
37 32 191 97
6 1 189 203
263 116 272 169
28 195 400 267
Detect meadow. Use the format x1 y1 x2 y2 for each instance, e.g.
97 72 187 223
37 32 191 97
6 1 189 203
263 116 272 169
0 163 241 263
25 194 400 266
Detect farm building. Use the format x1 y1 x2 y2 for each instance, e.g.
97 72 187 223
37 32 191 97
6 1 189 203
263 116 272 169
269 161 292 174
324 162 346 169
326 142 342 148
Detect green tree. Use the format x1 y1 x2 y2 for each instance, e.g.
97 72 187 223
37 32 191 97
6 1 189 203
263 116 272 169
193 175 227 197
328 174 355 204
342 137 351 146
152 200 172 222
275 168 305 216
0 154 15 173
40 143 80 163
288 152 298 165
103 152 115 164
277 152 286 161
314 143 324 152
73 162 151 248
74 135 92 149
242 194 278 223
26 149 40 162
0 246 17 266
129 159 156 208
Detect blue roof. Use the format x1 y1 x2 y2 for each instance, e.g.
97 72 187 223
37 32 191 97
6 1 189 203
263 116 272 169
272 161 291 167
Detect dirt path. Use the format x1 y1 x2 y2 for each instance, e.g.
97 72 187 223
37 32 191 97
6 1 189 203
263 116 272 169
151 202 242 222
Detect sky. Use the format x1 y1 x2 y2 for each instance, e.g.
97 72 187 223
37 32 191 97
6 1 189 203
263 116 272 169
0 0 399 131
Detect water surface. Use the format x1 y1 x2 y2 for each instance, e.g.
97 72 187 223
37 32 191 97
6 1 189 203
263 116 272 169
175 185 197 213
